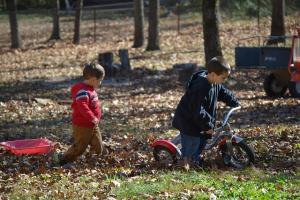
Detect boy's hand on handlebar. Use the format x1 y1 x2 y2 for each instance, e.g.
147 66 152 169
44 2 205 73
204 129 214 139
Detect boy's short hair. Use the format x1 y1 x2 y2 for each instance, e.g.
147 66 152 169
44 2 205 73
83 62 105 80
206 56 231 75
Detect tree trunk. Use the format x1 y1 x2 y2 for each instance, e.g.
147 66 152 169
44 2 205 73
1 0 6 9
202 0 222 64
73 0 83 44
6 0 22 49
219 0 231 9
50 0 60 40
146 0 160 51
267 0 285 45
133 0 144 48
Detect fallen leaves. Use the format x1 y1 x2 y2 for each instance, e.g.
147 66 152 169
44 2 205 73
0 12 299 199
0 67 299 197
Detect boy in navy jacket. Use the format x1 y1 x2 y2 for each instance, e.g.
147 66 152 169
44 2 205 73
172 56 240 167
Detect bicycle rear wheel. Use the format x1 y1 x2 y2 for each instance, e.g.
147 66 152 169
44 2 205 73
153 145 177 165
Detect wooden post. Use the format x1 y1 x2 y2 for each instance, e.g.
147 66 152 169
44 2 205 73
98 52 114 77
119 49 131 70
257 0 260 34
173 63 197 83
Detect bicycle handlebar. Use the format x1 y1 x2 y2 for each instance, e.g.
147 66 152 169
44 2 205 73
221 106 241 127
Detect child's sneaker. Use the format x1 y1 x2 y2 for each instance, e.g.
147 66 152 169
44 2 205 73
183 157 191 171
49 152 63 168
61 163 75 170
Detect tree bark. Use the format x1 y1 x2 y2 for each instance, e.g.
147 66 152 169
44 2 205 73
202 0 222 64
1 0 6 9
133 0 144 48
6 0 22 49
146 0 160 51
50 0 60 40
267 0 285 45
73 0 83 44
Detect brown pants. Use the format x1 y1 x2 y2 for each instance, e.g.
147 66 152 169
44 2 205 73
60 125 103 165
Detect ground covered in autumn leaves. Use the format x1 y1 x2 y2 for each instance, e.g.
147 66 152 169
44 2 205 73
0 12 299 199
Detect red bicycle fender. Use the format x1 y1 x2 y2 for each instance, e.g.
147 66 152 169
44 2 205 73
151 140 178 155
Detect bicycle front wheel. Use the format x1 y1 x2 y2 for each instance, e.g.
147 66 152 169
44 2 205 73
221 141 255 169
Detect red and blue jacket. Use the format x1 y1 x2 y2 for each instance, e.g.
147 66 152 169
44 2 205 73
71 82 101 128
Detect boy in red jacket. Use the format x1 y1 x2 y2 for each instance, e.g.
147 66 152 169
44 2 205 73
59 62 105 165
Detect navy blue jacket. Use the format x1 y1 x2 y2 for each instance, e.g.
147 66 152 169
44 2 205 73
172 70 239 137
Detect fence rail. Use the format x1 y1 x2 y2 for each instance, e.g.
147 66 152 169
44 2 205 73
84 2 134 10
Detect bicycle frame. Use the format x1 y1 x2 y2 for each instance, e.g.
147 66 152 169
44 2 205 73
152 106 243 157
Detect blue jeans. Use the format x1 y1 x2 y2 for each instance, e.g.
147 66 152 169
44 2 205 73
180 133 207 164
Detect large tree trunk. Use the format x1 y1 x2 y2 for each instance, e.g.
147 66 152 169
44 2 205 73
133 0 144 48
267 0 285 45
73 0 83 44
6 0 22 49
1 0 6 9
49 0 60 40
202 0 222 64
146 0 160 51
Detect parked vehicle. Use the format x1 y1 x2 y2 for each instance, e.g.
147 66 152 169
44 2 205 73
235 28 300 98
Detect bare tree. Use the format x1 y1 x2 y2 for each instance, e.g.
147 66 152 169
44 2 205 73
73 0 83 44
267 0 285 45
1 0 6 9
133 0 144 48
6 0 22 48
49 0 61 40
202 0 222 64
146 0 160 51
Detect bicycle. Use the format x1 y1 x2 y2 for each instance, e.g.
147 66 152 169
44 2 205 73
151 106 255 169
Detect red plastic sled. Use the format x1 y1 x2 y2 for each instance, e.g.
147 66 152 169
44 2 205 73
0 138 55 155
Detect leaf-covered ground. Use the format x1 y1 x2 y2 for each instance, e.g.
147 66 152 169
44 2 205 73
0 12 299 199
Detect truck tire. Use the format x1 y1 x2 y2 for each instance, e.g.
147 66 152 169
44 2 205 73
289 81 300 98
263 73 287 97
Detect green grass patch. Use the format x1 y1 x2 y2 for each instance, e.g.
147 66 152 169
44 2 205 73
111 169 300 199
